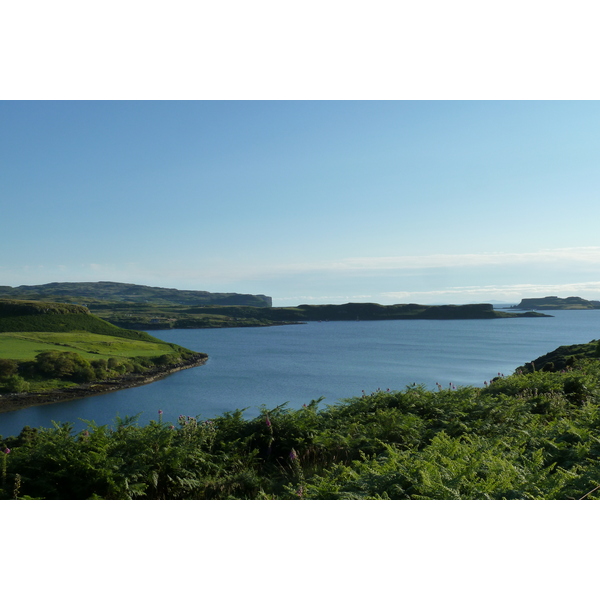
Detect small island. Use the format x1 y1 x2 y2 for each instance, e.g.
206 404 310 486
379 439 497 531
512 296 600 311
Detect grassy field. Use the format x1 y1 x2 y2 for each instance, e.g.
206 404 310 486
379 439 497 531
0 331 181 361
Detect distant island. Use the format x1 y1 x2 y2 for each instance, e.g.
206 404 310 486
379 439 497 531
512 296 600 311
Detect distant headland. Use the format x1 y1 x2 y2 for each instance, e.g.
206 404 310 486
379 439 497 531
181 302 550 325
0 281 272 308
0 282 552 329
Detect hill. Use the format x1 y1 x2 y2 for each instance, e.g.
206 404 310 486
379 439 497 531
514 296 600 310
518 339 600 373
0 281 272 308
0 299 160 342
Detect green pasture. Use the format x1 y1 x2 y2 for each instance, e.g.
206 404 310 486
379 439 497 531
0 331 178 362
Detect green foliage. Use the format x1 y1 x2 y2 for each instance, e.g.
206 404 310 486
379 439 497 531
0 374 30 393
5 354 600 500
0 358 18 377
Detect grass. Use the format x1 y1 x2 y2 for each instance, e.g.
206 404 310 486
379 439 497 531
0 331 183 362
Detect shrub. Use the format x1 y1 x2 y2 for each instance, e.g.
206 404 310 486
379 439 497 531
0 374 30 393
34 351 94 381
0 358 18 378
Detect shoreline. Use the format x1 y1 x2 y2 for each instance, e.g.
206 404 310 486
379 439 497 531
0 353 208 414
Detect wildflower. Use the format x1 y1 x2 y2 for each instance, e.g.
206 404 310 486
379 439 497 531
3 448 10 454
158 410 163 415
289 449 298 461
265 417 271 427
169 425 175 430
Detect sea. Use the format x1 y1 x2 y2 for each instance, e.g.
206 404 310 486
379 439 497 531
1 310 600 438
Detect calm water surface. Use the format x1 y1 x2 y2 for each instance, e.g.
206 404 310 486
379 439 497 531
2 311 600 437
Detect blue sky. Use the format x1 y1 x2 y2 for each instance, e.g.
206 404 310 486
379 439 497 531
2 100 600 306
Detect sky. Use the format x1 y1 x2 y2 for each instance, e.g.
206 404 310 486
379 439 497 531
2 100 600 306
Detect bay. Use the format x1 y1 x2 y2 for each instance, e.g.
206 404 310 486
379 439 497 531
1 310 600 438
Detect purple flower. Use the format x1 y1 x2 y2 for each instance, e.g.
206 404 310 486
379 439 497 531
265 417 271 427
3 448 10 454
289 449 298 461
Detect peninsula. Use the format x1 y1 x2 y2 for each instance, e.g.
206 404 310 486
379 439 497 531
175 302 550 324
0 300 207 413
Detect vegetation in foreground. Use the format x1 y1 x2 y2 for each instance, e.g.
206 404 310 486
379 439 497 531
3 348 600 499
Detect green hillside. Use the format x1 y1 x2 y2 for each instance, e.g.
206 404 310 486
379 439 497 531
0 281 272 307
518 339 600 373
0 300 161 343
0 300 205 397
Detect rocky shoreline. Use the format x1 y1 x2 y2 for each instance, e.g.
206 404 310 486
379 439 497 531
0 353 208 414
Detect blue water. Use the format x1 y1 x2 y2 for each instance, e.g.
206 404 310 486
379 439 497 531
1 311 599 438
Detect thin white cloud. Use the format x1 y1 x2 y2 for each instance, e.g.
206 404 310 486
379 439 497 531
298 247 600 273
179 246 600 282
382 281 600 302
